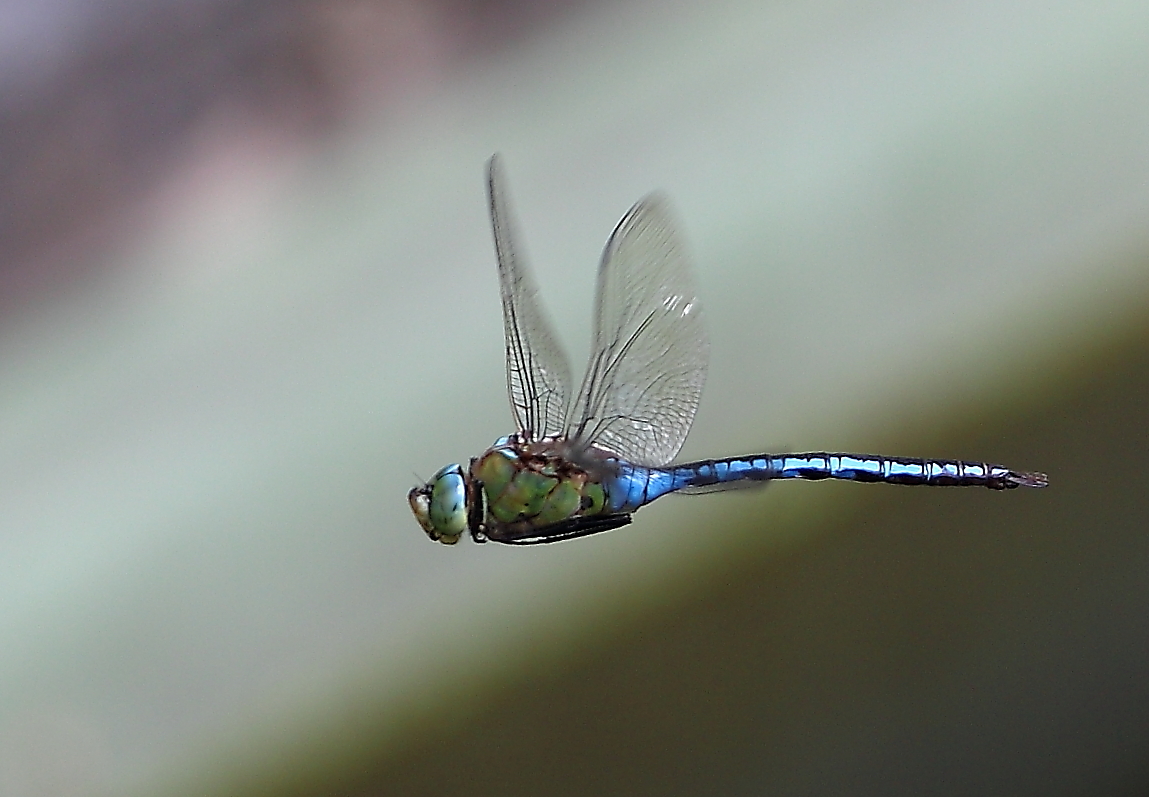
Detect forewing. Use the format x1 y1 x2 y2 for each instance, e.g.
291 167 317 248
487 155 572 441
568 194 708 466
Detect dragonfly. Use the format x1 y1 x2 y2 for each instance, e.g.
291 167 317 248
408 156 1048 545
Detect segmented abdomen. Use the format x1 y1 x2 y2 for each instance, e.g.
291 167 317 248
607 451 1047 512
747 453 1046 489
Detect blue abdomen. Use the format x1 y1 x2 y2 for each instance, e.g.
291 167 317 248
604 451 1044 512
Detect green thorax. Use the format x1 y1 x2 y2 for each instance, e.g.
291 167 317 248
472 436 608 540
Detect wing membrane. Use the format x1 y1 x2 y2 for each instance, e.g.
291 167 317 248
487 155 572 441
568 195 708 466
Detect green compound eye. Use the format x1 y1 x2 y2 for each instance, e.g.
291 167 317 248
408 464 468 544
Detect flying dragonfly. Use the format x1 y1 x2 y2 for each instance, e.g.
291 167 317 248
408 156 1047 545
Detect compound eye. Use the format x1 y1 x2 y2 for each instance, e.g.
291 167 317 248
422 464 468 544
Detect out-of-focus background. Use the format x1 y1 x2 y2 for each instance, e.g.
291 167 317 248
2 1 1148 795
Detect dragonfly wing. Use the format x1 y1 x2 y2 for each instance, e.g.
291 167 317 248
488 155 573 441
568 194 708 466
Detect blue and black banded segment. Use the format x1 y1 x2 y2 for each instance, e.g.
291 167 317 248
607 452 1047 512
759 453 1047 490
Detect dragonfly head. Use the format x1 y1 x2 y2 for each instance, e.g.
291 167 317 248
408 463 470 545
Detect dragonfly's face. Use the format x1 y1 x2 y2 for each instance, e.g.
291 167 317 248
408 463 469 544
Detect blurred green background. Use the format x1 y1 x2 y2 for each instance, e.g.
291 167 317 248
1 1 1147 795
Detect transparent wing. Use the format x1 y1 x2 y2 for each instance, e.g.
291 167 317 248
487 155 572 441
567 194 708 466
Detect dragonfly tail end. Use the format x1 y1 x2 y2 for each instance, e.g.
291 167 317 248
1007 470 1049 488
